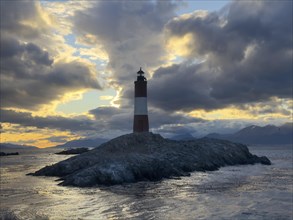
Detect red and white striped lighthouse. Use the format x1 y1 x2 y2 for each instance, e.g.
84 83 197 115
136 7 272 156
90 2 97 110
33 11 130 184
133 67 149 133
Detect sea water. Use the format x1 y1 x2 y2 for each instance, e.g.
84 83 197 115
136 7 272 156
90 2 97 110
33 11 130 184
0 145 292 220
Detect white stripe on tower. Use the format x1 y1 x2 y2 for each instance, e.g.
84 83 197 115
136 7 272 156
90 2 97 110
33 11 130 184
134 97 148 115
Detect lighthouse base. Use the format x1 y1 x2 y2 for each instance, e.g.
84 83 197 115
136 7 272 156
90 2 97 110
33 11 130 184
133 115 149 132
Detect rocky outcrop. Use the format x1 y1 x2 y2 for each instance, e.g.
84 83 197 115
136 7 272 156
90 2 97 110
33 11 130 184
29 132 271 187
55 147 89 155
0 152 19 156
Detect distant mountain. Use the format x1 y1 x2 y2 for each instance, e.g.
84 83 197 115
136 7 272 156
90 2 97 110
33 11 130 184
53 137 108 149
169 133 195 141
0 143 38 149
206 123 292 145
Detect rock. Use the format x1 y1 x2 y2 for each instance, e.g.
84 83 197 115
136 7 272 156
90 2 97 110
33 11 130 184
259 156 272 165
29 132 271 187
55 147 89 155
0 152 19 156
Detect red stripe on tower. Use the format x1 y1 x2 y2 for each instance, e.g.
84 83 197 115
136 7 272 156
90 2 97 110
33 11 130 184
133 67 149 133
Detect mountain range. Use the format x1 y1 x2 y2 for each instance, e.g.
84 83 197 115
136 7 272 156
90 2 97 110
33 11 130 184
169 133 195 141
205 123 292 145
0 143 38 149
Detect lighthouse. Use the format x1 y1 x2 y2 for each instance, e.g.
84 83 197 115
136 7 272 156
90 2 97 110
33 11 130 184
133 67 149 133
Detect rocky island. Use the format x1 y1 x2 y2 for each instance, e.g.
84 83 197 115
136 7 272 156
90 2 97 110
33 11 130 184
55 147 89 155
29 132 271 187
0 152 19 156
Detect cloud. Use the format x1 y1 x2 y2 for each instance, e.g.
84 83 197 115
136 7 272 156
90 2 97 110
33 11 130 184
237 98 292 117
149 108 203 128
0 1 51 40
148 63 218 111
1 106 201 137
1 36 53 65
1 36 101 109
0 2 102 110
0 109 97 132
89 106 203 132
45 136 69 143
148 0 292 112
72 0 179 92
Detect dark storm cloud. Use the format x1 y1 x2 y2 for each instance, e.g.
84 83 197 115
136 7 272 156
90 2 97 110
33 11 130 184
0 35 101 109
0 109 97 131
73 0 178 88
149 0 292 112
149 63 219 111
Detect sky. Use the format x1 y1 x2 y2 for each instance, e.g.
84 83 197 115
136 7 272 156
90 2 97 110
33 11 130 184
0 0 292 148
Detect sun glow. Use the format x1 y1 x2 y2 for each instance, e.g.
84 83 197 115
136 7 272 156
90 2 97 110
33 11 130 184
189 105 292 121
166 33 194 57
1 124 77 148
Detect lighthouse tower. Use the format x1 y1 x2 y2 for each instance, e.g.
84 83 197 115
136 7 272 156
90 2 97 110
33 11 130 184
133 67 149 133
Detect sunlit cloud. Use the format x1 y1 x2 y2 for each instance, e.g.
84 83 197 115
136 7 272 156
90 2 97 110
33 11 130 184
0 123 77 148
99 96 114 101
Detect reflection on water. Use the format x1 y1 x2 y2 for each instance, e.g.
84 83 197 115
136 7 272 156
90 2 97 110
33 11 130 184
1 146 292 220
